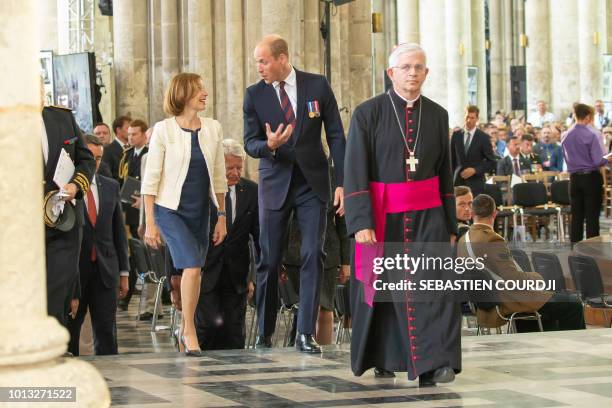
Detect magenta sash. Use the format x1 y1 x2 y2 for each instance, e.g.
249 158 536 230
355 176 442 306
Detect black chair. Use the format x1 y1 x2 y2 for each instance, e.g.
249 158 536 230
550 180 571 240
512 182 562 242
144 246 169 331
484 183 515 239
277 273 299 347
128 238 153 320
531 252 567 292
568 255 612 327
510 248 532 272
334 282 352 344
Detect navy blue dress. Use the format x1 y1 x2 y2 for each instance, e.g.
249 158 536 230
155 128 211 269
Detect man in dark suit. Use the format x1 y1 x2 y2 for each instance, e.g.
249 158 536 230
243 34 346 353
67 135 130 355
118 119 148 310
118 119 148 237
450 105 497 196
195 140 259 350
496 136 527 176
102 115 131 181
518 133 543 173
42 105 95 329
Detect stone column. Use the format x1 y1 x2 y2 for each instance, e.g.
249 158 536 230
303 0 322 74
419 0 447 108
213 1 228 129
445 0 467 127
607 0 612 54
525 0 551 113
113 0 149 122
348 0 372 107
549 0 579 115
579 0 602 104
148 0 165 123
488 0 505 113
244 0 262 86
38 0 58 51
502 0 513 112
161 0 180 92
471 0 487 119
372 0 387 95
396 0 419 44
513 0 525 65
261 0 304 68
0 1 109 405
188 0 215 117
225 0 244 137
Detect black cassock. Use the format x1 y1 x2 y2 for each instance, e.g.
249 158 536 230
344 90 461 380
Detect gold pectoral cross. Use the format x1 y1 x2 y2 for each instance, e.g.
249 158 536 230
406 153 419 172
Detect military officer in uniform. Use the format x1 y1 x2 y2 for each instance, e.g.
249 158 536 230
42 105 95 328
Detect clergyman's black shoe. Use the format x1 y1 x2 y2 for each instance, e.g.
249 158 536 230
254 335 273 349
432 366 455 383
374 367 395 378
295 333 322 354
418 371 436 387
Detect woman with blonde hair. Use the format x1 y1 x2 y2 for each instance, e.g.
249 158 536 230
142 73 227 356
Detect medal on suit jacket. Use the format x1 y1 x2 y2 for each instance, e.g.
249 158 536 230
307 100 321 118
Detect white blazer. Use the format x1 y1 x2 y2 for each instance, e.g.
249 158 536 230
141 116 228 210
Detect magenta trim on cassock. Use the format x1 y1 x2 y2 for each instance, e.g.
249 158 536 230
355 176 442 306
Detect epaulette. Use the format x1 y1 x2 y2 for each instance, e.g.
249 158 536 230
48 105 72 111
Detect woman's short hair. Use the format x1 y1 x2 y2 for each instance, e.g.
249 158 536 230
164 73 203 116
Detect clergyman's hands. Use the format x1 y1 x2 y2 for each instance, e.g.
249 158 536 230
334 187 345 216
265 123 293 151
355 229 377 245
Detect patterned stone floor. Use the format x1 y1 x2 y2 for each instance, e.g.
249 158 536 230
87 325 612 407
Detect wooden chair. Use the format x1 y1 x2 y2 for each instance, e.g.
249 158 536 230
603 168 612 218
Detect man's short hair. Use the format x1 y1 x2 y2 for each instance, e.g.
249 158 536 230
466 105 480 116
388 43 427 68
94 122 110 132
222 139 246 159
521 133 534 143
84 134 103 146
266 35 289 59
472 194 496 218
164 73 203 116
574 103 594 120
112 116 131 134
129 119 149 133
454 186 472 198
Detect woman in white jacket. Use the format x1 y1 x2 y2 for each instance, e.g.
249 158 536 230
142 73 227 356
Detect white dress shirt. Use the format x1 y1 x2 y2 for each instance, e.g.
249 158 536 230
463 128 475 147
42 119 49 165
527 111 556 127
134 146 145 157
273 67 297 113
228 185 237 222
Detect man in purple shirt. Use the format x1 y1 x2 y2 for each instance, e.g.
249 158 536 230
561 103 612 242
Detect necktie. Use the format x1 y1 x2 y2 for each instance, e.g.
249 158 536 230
226 190 233 230
464 130 472 153
279 81 297 134
87 188 97 261
513 158 521 176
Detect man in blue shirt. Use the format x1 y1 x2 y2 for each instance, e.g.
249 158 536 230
561 104 612 242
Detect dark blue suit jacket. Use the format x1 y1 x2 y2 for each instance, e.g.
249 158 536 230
243 69 346 210
79 175 129 291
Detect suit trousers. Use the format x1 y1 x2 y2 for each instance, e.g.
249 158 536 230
67 263 118 356
570 172 603 242
195 267 248 350
257 169 327 336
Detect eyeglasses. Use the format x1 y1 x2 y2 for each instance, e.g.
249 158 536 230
393 64 426 73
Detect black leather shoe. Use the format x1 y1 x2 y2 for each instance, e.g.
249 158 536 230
254 335 273 349
374 367 395 378
432 366 455 383
295 333 322 354
418 371 436 387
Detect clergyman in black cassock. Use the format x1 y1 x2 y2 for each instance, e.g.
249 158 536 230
344 44 461 385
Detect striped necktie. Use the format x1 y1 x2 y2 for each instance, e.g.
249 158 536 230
279 81 297 132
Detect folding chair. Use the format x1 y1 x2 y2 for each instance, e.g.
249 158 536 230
568 255 612 327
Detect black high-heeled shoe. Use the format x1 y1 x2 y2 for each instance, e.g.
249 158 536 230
180 334 203 357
